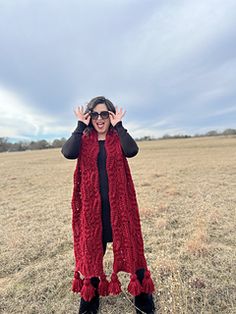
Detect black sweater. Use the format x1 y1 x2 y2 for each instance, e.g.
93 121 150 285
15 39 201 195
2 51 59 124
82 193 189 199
61 121 139 159
61 121 139 243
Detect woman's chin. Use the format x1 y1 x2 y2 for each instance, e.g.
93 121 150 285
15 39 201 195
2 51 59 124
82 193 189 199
95 126 109 134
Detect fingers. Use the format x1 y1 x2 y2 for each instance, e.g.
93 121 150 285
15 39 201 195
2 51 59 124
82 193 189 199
73 107 78 117
115 106 126 115
74 105 85 113
84 115 91 125
109 107 126 122
73 105 91 124
78 105 84 114
84 112 90 118
121 109 126 119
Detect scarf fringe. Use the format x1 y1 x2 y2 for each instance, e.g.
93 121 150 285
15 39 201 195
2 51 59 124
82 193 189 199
142 270 155 294
80 278 96 302
127 274 143 296
71 270 155 299
98 274 109 296
72 271 83 293
108 273 122 295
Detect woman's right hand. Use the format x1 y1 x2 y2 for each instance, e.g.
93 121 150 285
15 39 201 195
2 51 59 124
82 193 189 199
73 105 91 125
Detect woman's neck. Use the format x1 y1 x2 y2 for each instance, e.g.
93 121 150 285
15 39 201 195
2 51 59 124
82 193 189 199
98 133 106 140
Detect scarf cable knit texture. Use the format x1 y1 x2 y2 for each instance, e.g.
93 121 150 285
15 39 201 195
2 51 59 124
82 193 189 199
71 128 155 301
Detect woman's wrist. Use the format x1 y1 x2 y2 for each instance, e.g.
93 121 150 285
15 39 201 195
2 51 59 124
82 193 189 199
78 120 87 127
113 121 123 129
73 120 87 133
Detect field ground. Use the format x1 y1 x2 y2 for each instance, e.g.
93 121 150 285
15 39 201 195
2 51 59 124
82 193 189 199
0 135 236 313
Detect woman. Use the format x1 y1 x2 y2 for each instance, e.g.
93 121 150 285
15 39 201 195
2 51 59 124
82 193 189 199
61 96 155 314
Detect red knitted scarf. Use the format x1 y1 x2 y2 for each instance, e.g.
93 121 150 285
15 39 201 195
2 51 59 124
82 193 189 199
71 128 155 301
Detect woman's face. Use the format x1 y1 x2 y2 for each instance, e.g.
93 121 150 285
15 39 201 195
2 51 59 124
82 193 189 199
91 103 111 136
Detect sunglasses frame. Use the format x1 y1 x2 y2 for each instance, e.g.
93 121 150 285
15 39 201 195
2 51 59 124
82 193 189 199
90 111 110 120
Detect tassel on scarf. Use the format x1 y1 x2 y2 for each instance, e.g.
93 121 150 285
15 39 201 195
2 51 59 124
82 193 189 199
142 270 155 294
128 273 143 296
80 278 96 302
72 271 83 293
98 274 109 296
108 273 122 295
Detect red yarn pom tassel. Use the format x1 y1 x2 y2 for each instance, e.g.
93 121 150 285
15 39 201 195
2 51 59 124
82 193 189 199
142 270 155 294
80 278 96 302
72 271 83 293
128 274 143 296
108 273 122 295
98 274 109 296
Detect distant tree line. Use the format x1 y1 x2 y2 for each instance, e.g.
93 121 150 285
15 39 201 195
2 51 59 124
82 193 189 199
135 128 236 141
0 128 235 152
0 137 66 153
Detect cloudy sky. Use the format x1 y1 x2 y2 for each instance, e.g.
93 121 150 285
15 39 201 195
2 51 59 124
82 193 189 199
0 0 236 142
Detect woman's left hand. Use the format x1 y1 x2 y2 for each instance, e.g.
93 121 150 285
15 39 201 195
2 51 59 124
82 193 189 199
109 106 126 127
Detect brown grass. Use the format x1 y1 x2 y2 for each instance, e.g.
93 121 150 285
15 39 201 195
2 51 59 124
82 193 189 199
0 135 236 313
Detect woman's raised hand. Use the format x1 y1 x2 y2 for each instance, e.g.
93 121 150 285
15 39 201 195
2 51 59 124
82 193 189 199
109 106 126 127
73 105 91 126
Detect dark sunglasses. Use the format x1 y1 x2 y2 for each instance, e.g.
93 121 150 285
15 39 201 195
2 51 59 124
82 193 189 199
90 111 110 120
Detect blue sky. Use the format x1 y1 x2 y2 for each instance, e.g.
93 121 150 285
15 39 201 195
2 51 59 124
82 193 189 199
0 0 236 142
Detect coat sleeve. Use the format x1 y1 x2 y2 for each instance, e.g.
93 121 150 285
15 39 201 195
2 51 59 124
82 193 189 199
61 121 87 159
114 121 139 157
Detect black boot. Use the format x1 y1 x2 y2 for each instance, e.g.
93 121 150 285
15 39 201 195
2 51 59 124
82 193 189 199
78 297 92 314
78 277 100 314
135 293 155 314
134 269 156 314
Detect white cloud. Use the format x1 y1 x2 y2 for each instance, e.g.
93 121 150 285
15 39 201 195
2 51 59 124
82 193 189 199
152 119 172 128
126 117 188 138
0 86 69 140
0 0 235 140
123 0 236 72
210 106 236 117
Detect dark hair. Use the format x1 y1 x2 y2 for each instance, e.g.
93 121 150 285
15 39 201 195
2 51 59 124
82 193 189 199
84 96 116 134
84 96 116 114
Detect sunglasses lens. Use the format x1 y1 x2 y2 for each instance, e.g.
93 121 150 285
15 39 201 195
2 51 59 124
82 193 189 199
90 112 99 120
100 111 109 119
90 111 109 120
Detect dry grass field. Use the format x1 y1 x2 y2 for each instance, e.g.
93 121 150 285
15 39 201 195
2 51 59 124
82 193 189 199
0 136 235 314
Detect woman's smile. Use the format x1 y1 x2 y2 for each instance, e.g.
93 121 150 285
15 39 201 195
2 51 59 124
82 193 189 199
96 120 105 129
